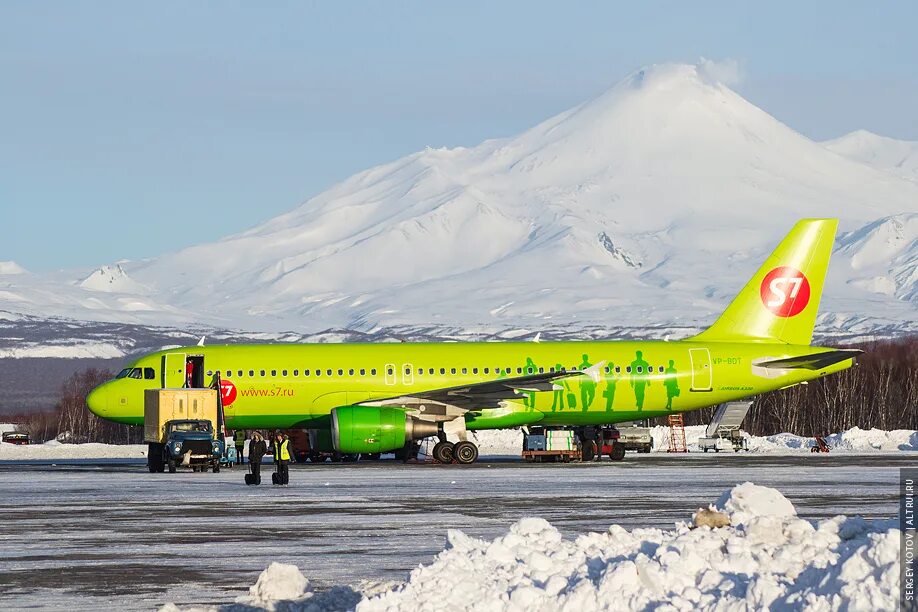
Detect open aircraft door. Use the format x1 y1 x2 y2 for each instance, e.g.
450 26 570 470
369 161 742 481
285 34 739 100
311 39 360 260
163 353 187 388
689 348 713 392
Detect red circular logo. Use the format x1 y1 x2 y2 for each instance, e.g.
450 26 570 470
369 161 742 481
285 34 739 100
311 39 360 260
760 267 810 317
220 378 237 406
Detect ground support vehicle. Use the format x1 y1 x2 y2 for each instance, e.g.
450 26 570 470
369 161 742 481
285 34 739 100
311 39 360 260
615 421 653 453
2 432 30 445
144 389 225 473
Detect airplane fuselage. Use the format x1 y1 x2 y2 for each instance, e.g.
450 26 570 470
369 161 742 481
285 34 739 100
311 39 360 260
88 339 849 430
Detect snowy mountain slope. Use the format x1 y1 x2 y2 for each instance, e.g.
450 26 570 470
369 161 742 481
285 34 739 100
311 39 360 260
824 129 918 181
0 261 27 275
2 63 917 340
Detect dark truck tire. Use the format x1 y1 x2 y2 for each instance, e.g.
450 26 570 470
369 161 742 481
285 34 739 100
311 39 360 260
608 443 626 461
167 458 176 473
213 463 220 473
580 440 596 462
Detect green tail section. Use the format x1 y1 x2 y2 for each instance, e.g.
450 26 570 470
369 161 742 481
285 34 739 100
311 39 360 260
693 218 838 345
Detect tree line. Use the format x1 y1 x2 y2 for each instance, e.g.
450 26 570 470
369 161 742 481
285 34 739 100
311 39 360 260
7 337 917 445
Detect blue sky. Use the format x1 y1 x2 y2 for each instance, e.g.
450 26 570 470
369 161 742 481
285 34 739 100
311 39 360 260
2 2 916 271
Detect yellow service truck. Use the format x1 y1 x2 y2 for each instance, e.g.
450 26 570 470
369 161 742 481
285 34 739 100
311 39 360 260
144 389 225 473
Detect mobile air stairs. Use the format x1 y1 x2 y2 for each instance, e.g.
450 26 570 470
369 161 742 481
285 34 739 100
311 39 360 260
698 401 752 452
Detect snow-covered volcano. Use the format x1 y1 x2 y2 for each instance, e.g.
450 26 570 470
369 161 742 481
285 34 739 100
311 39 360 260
3 63 917 339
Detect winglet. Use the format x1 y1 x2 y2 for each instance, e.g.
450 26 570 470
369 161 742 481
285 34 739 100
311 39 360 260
582 360 606 383
532 332 541 343
197 336 206 346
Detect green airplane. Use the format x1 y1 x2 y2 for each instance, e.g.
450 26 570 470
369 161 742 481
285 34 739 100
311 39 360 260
87 219 860 464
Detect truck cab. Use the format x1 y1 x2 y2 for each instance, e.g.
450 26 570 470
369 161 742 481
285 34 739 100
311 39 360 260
159 420 224 473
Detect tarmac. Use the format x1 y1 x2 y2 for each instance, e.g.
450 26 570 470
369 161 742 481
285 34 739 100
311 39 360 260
0 453 910 609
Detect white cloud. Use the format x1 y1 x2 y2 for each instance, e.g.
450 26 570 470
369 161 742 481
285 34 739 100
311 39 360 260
698 57 744 86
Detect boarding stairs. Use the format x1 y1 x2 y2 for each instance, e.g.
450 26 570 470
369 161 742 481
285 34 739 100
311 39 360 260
667 414 688 453
700 401 753 452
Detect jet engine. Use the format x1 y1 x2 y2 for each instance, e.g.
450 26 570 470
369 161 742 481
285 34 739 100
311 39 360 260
330 405 439 454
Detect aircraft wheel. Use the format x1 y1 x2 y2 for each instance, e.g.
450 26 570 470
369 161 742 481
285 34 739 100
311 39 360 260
453 441 478 465
608 442 626 461
432 441 454 464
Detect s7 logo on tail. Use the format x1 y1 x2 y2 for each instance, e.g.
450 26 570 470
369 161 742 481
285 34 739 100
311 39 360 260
760 267 810 317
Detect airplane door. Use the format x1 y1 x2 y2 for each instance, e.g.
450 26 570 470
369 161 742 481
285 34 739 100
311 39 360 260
402 363 414 386
384 363 397 385
163 353 186 388
689 348 713 392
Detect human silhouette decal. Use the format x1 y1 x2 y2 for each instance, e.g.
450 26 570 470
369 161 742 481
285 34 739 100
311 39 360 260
629 350 651 411
522 357 538 410
551 363 566 411
602 361 618 412
664 359 680 410
579 354 596 412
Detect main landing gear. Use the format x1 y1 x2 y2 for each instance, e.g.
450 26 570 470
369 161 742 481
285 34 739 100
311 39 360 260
431 439 479 464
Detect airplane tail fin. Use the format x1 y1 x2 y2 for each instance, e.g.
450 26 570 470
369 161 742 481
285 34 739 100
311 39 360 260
692 218 838 346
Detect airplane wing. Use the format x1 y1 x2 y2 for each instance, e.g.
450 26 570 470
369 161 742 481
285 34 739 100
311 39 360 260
362 362 605 419
755 349 863 371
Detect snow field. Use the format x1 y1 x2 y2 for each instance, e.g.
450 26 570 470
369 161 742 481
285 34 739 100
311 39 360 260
162 482 902 611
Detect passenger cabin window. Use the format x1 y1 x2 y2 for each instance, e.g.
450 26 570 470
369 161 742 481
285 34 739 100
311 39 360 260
360 369 365 375
337 369 343 376
293 369 298 376
626 366 632 373
271 369 277 376
387 367 394 376
282 370 288 377
349 369 355 376
440 368 446 375
260 370 266 377
315 370 321 377
615 366 621 373
304 369 310 376
144 367 156 380
237 370 243 377
472 367 478 374
327 369 332 376
450 368 456 375
461 367 467 374
249 370 255 377
371 369 377 376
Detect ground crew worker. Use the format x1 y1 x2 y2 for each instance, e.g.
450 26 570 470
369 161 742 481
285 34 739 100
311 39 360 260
234 430 246 464
273 432 291 486
248 432 267 485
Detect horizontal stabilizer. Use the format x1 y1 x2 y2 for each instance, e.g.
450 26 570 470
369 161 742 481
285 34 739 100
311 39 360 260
755 349 863 371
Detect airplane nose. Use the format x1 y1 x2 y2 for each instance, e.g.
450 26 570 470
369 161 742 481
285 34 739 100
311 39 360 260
86 385 109 417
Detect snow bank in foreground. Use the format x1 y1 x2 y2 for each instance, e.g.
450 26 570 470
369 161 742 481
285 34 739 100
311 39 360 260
162 483 901 612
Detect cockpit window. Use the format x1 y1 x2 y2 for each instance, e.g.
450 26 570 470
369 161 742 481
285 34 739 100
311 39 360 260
116 368 133 379
128 368 143 379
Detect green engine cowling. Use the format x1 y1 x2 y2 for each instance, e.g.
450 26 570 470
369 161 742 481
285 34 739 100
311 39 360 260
331 406 438 454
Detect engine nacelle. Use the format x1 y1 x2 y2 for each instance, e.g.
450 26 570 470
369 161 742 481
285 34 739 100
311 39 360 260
331 406 439 454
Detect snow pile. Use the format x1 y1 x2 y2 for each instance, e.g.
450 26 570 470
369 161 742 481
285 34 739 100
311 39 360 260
358 483 899 611
242 562 311 606
0 441 146 460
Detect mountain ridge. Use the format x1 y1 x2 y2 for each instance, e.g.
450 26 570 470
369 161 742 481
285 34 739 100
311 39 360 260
1 62 916 341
